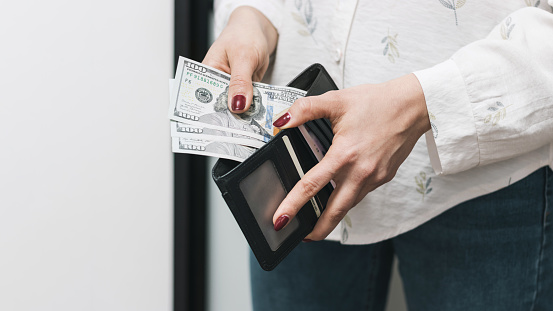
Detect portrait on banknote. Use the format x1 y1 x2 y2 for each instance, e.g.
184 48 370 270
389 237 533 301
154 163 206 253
199 86 270 139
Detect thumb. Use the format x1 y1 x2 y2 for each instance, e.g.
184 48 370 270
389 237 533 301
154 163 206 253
273 91 340 129
227 53 257 113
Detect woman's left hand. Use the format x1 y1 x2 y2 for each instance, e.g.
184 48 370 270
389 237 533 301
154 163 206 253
272 73 432 240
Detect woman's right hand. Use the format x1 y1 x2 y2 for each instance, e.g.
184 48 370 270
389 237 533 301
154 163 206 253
202 6 278 113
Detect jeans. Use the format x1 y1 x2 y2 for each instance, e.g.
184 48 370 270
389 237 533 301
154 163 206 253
250 167 553 311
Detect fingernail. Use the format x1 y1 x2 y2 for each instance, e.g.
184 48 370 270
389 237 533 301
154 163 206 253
231 94 246 111
273 112 291 128
274 215 290 231
302 239 313 243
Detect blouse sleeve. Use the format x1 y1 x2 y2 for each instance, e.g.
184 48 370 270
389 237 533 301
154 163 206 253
214 0 285 36
414 5 553 175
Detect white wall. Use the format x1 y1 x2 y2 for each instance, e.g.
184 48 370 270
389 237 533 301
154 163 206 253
206 160 253 311
0 1 173 310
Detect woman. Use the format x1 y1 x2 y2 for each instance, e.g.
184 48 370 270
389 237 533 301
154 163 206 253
204 1 553 310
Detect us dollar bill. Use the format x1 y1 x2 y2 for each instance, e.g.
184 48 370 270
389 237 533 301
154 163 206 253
170 121 265 149
169 79 265 149
172 136 256 162
168 56 307 142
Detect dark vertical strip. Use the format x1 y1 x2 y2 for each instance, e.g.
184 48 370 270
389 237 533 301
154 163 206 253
174 1 213 311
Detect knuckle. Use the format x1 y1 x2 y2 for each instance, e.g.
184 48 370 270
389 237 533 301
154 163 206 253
295 97 314 114
355 163 376 182
324 90 341 103
202 54 230 74
335 146 359 166
324 91 345 115
252 70 265 82
344 148 359 163
206 60 230 73
382 170 397 184
251 44 268 62
298 178 320 199
228 76 251 91
229 49 262 68
373 168 395 186
326 208 348 225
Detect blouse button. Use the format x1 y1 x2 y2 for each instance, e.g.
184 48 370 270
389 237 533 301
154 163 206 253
333 48 342 62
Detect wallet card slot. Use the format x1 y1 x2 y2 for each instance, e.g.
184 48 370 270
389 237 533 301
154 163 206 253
285 130 320 176
303 122 331 153
310 119 334 148
282 135 321 218
298 125 326 162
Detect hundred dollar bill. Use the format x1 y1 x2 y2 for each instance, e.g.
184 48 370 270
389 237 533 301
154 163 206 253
169 79 265 149
170 121 265 148
169 56 307 142
172 136 256 162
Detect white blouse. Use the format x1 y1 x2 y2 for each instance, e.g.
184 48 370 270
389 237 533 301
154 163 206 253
214 0 553 244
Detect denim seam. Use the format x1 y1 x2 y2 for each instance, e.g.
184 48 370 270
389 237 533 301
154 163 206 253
365 245 379 311
530 168 549 311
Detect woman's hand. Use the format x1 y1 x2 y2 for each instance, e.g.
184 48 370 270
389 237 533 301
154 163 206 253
202 6 278 112
272 74 432 240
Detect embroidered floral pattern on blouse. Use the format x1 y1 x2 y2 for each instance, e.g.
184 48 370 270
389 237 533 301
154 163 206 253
382 30 399 63
415 171 433 201
501 17 515 39
292 0 317 37
439 0 467 26
525 0 540 7
341 215 352 243
484 102 510 126
429 112 439 139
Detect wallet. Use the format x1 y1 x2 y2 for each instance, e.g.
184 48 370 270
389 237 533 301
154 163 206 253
212 64 338 271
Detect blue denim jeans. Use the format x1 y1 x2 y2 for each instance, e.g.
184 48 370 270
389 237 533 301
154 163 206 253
250 167 553 311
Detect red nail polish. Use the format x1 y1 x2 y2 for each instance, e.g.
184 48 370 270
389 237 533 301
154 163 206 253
274 215 290 231
231 94 246 111
302 239 313 243
273 112 291 128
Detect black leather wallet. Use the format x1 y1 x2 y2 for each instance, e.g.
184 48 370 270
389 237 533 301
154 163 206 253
212 64 338 271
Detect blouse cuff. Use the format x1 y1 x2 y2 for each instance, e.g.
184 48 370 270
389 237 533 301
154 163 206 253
414 59 480 175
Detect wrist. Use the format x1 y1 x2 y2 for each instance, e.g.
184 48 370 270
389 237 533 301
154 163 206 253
386 74 431 137
408 73 431 135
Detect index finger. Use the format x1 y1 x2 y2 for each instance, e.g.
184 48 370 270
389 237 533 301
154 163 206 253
272 146 341 231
